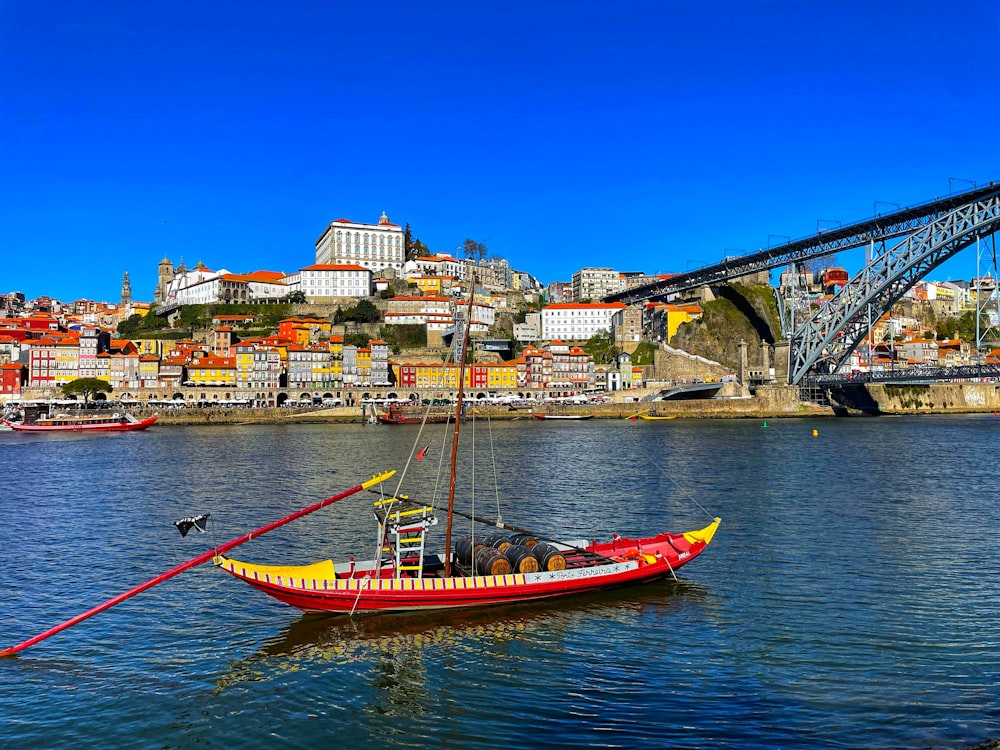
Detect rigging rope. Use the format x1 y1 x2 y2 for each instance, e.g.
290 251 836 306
486 408 502 524
648 459 717 521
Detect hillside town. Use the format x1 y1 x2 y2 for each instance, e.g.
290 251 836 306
1 210 998 407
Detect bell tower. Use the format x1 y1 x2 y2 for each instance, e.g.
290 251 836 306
155 257 175 304
121 270 132 307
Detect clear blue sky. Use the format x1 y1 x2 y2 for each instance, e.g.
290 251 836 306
2 0 998 303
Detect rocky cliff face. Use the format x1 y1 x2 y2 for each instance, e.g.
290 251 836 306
670 283 781 370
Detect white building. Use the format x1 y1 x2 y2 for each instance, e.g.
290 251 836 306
405 254 511 292
406 255 470 288
163 262 227 302
315 212 405 274
241 271 290 302
384 295 455 331
162 263 292 306
296 264 373 302
541 302 627 341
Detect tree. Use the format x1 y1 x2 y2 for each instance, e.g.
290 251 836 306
462 238 488 262
405 224 430 261
354 299 380 323
582 330 620 365
286 290 307 304
117 314 143 337
345 332 371 348
334 299 381 324
62 378 112 407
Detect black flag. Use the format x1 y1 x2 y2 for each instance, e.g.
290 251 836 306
174 514 210 537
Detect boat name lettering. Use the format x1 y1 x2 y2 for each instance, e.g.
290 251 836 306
531 561 635 582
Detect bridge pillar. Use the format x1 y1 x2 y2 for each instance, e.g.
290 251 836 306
773 340 790 384
738 339 748 385
760 340 771 380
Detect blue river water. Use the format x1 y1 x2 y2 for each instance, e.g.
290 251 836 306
1 416 999 749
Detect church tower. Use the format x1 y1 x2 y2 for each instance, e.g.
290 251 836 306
154 257 175 304
121 270 132 307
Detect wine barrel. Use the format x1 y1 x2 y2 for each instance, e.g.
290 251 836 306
503 544 540 574
483 534 512 553
531 542 567 571
454 536 485 566
474 547 512 576
508 533 538 548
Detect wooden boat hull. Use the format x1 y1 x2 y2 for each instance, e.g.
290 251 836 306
377 404 453 424
377 413 452 425
217 519 719 615
638 415 677 421
2 417 157 432
532 414 594 420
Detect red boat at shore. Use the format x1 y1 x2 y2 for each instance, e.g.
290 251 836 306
3 411 157 432
376 402 453 425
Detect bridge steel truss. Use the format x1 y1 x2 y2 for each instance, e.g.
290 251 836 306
604 183 1000 305
789 187 1000 384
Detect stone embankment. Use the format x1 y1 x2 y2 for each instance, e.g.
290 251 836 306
134 385 824 425
865 382 1000 414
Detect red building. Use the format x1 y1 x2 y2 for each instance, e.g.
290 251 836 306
1 362 26 399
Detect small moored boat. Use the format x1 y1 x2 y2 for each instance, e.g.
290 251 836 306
3 410 156 432
377 402 452 425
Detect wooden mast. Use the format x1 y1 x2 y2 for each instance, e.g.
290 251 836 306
443 275 478 577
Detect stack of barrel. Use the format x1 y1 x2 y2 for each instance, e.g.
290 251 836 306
453 533 567 575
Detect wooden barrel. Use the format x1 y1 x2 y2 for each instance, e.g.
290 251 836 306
503 544 540 574
455 536 485 566
483 534 512 553
531 542 567 571
474 547 512 576
508 533 538 548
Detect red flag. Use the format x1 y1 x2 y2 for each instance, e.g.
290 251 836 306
416 445 429 461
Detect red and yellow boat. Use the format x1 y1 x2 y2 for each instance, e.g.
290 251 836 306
216 516 719 615
3 412 157 432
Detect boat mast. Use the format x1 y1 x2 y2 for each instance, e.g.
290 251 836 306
443 275 477 577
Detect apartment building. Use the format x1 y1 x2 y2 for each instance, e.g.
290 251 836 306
540 302 627 341
314 212 405 274
571 268 625 301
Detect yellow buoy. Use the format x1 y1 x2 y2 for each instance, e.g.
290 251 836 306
812 429 819 437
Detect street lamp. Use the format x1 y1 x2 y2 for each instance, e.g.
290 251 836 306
949 177 976 196
873 200 900 219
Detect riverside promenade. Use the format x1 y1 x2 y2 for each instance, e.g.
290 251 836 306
128 385 826 425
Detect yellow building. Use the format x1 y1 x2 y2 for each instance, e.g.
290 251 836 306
139 355 159 388
187 355 237 387
357 347 372 385
131 339 169 358
53 337 81 387
328 335 344 386
411 275 454 296
485 362 519 389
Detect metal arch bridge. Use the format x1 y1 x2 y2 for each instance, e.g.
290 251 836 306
604 182 1000 384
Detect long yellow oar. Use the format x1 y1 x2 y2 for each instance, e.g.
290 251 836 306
0 471 395 657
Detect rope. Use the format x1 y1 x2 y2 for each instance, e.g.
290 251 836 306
487 409 502 523
648 459 717 521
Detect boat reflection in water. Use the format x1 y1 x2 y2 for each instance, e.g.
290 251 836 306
214 578 709 697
